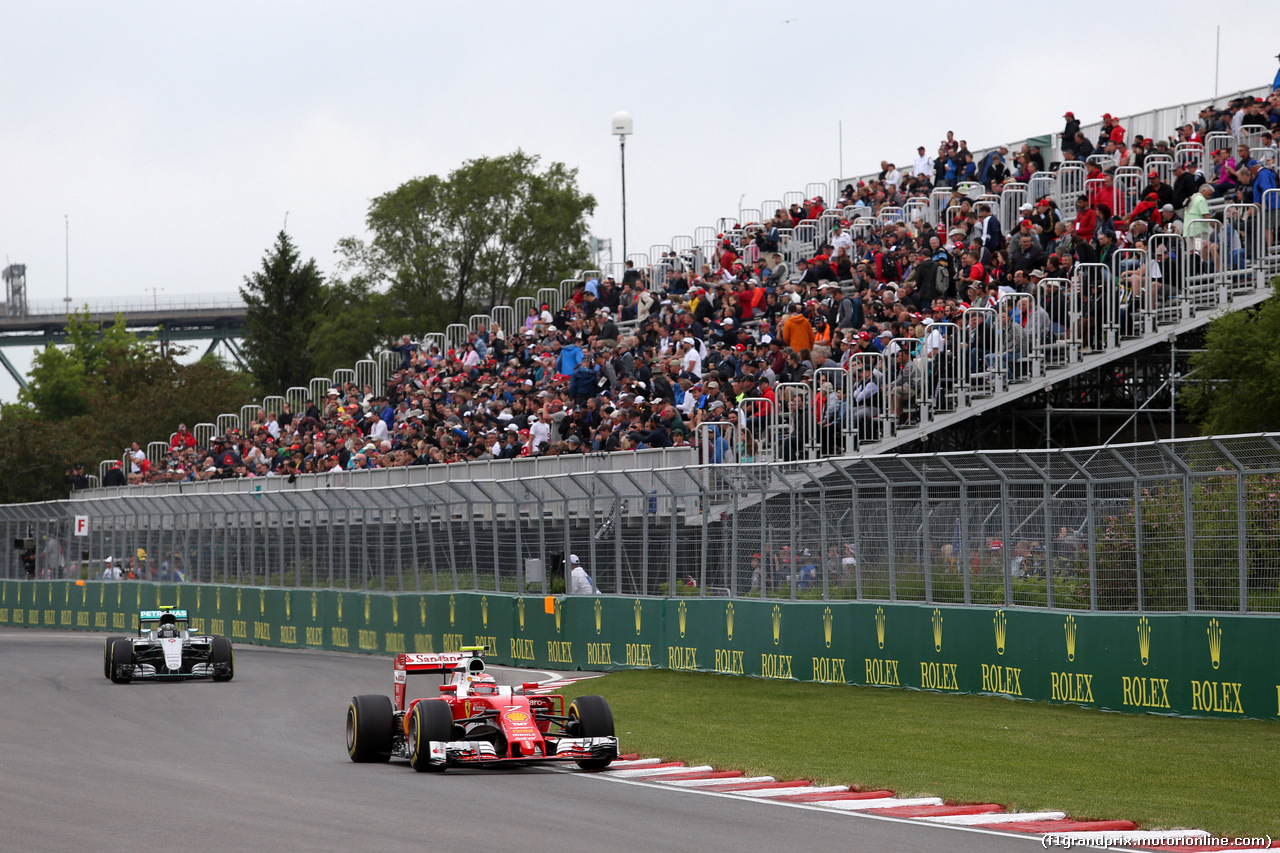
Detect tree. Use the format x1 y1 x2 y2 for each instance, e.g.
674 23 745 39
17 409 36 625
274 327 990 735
1181 278 1280 434
21 310 152 420
240 230 324 395
306 279 416 379
0 310 254 503
336 150 595 333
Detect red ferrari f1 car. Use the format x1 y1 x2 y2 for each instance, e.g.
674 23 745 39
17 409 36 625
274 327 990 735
345 646 617 772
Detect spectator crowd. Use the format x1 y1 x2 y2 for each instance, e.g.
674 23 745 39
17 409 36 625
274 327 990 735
104 91 1280 487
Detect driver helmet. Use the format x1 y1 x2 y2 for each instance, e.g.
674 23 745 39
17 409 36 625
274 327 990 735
157 612 178 637
467 674 498 695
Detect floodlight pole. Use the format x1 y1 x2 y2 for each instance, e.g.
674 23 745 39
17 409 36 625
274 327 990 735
620 134 627 263
612 111 633 266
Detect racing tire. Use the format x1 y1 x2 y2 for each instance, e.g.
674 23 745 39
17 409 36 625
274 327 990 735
103 636 123 679
210 636 234 682
109 638 134 684
347 694 395 763
568 695 615 770
407 699 453 773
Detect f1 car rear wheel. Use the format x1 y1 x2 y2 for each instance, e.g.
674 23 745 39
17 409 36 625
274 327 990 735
109 638 134 684
103 636 123 679
210 636 234 682
568 695 615 770
407 699 453 773
347 694 395 763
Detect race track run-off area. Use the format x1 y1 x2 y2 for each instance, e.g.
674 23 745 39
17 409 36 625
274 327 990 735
0 629 1053 853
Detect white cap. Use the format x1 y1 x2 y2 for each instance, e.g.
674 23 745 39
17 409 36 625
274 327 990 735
105 556 113 563
569 554 580 564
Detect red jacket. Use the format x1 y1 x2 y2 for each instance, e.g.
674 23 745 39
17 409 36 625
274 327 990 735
1073 209 1097 241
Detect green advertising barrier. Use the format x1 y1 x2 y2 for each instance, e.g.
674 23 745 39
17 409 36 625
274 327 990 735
4 580 1279 720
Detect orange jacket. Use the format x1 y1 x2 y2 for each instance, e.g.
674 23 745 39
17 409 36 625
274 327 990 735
781 313 816 352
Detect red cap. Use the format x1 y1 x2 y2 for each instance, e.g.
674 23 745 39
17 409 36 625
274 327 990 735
1063 111 1075 118
1021 219 1033 228
857 331 871 341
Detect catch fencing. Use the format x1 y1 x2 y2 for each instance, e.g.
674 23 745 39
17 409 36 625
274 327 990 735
9 434 1280 615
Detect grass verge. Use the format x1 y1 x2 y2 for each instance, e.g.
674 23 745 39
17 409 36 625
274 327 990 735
560 670 1280 837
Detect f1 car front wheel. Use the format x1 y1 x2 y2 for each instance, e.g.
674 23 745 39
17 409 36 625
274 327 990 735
407 699 453 773
103 636 123 679
568 695 615 770
109 638 134 684
210 636 234 682
347 694 395 763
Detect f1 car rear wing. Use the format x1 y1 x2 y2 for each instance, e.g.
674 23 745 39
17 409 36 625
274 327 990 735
137 608 189 632
394 650 482 676
393 647 489 710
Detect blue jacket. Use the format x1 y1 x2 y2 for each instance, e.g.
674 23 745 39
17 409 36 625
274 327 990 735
1253 166 1278 208
569 364 598 399
558 344 583 376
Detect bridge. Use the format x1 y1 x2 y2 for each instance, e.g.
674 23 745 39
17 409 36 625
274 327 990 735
0 292 248 388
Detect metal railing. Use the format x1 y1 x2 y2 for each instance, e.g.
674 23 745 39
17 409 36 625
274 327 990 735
11 434 1280 615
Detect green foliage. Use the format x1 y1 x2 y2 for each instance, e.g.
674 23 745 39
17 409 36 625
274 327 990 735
240 230 325 394
0 311 254 503
20 310 152 420
1094 474 1280 611
337 150 595 334
306 279 409 378
1182 278 1280 434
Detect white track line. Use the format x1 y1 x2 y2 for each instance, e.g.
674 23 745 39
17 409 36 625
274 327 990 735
607 765 713 778
923 811 1063 825
814 797 944 811
734 785 850 798
606 758 664 768
664 776 776 787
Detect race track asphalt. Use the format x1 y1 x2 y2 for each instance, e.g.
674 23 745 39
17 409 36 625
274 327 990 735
0 630 1041 853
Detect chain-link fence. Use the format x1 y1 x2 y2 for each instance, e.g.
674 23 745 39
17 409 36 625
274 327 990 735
8 434 1280 613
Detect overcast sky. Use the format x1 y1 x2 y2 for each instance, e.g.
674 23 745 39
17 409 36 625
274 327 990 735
1 1 1276 399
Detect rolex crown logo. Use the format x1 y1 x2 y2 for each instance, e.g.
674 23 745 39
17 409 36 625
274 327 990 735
364 595 371 623
118 585 123 606
771 605 782 646
481 596 489 629
1207 617 1222 670
594 599 602 634
391 598 397 626
196 587 202 610
823 607 833 649
136 586 141 607
1138 617 1151 666
311 592 318 620
554 599 562 633
634 600 642 635
875 606 885 650
449 595 456 627
1064 614 1077 662
726 602 734 642
285 593 291 620
994 610 1007 656
518 597 526 630
336 593 343 621
932 608 944 653
215 587 220 611
236 588 242 614
678 600 687 638
420 596 427 626
175 587 181 608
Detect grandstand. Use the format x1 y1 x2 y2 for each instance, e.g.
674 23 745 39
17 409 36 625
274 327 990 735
83 83 1278 494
